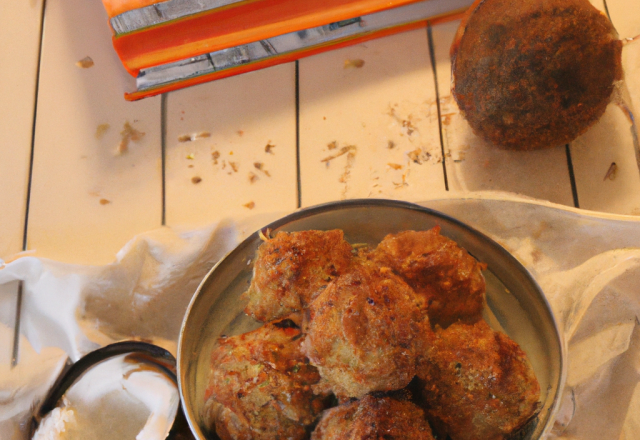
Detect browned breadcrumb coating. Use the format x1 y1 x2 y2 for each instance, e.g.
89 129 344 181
370 227 486 329
451 0 622 150
302 260 433 399
244 230 354 322
203 315 327 440
418 320 540 440
312 395 436 440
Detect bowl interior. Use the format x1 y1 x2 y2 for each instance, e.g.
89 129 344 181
178 200 564 439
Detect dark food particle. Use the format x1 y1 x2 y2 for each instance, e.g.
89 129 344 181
604 162 618 180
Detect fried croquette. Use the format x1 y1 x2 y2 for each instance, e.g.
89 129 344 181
244 230 354 322
311 395 436 440
451 0 622 150
370 227 486 328
418 320 540 440
203 315 327 440
302 261 432 398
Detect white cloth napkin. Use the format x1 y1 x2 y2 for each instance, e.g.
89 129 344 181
1 193 639 440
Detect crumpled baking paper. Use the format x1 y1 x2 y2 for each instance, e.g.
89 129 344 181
1 193 640 440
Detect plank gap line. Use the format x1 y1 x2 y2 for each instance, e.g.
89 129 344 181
161 93 168 226
15 0 48 368
295 60 302 208
427 22 449 191
565 144 580 208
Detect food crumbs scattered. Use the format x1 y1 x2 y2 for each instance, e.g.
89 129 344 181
402 120 415 136
76 56 94 68
453 151 466 163
237 130 244 137
441 112 456 126
388 163 402 170
212 151 220 164
265 143 276 154
604 162 618 181
387 140 396 149
188 164 194 168
249 172 258 184
344 59 365 68
244 201 255 209
117 121 145 154
327 141 338 150
407 149 432 164
393 174 408 189
177 131 210 142
230 161 239 172
339 149 357 198
321 145 357 163
192 176 202 184
95 124 110 139
186 153 195 160
323 116 327 120
253 162 271 177
99 198 111 205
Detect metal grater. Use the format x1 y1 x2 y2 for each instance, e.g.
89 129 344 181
101 0 474 100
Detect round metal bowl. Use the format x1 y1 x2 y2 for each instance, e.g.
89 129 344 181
178 199 565 439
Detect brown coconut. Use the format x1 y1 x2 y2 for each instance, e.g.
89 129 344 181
451 0 623 150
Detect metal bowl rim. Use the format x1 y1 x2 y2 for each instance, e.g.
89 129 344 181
177 198 567 439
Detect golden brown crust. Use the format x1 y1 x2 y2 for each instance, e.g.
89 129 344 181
203 316 327 440
210 227 541 440
312 395 436 440
417 321 541 440
370 227 486 328
302 260 433 399
244 230 354 322
452 0 622 150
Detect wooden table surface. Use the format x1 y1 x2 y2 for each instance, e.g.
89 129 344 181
1 0 639 368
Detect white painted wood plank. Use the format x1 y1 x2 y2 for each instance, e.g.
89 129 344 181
606 0 640 39
431 20 575 206
0 0 43 260
570 103 640 214
27 0 162 265
298 29 446 207
164 64 298 227
621 40 640 157
608 0 640 156
568 0 640 215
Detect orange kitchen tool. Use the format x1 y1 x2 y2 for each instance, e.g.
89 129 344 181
101 0 472 100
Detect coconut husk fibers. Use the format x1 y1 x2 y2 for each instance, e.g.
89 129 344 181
451 0 623 150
